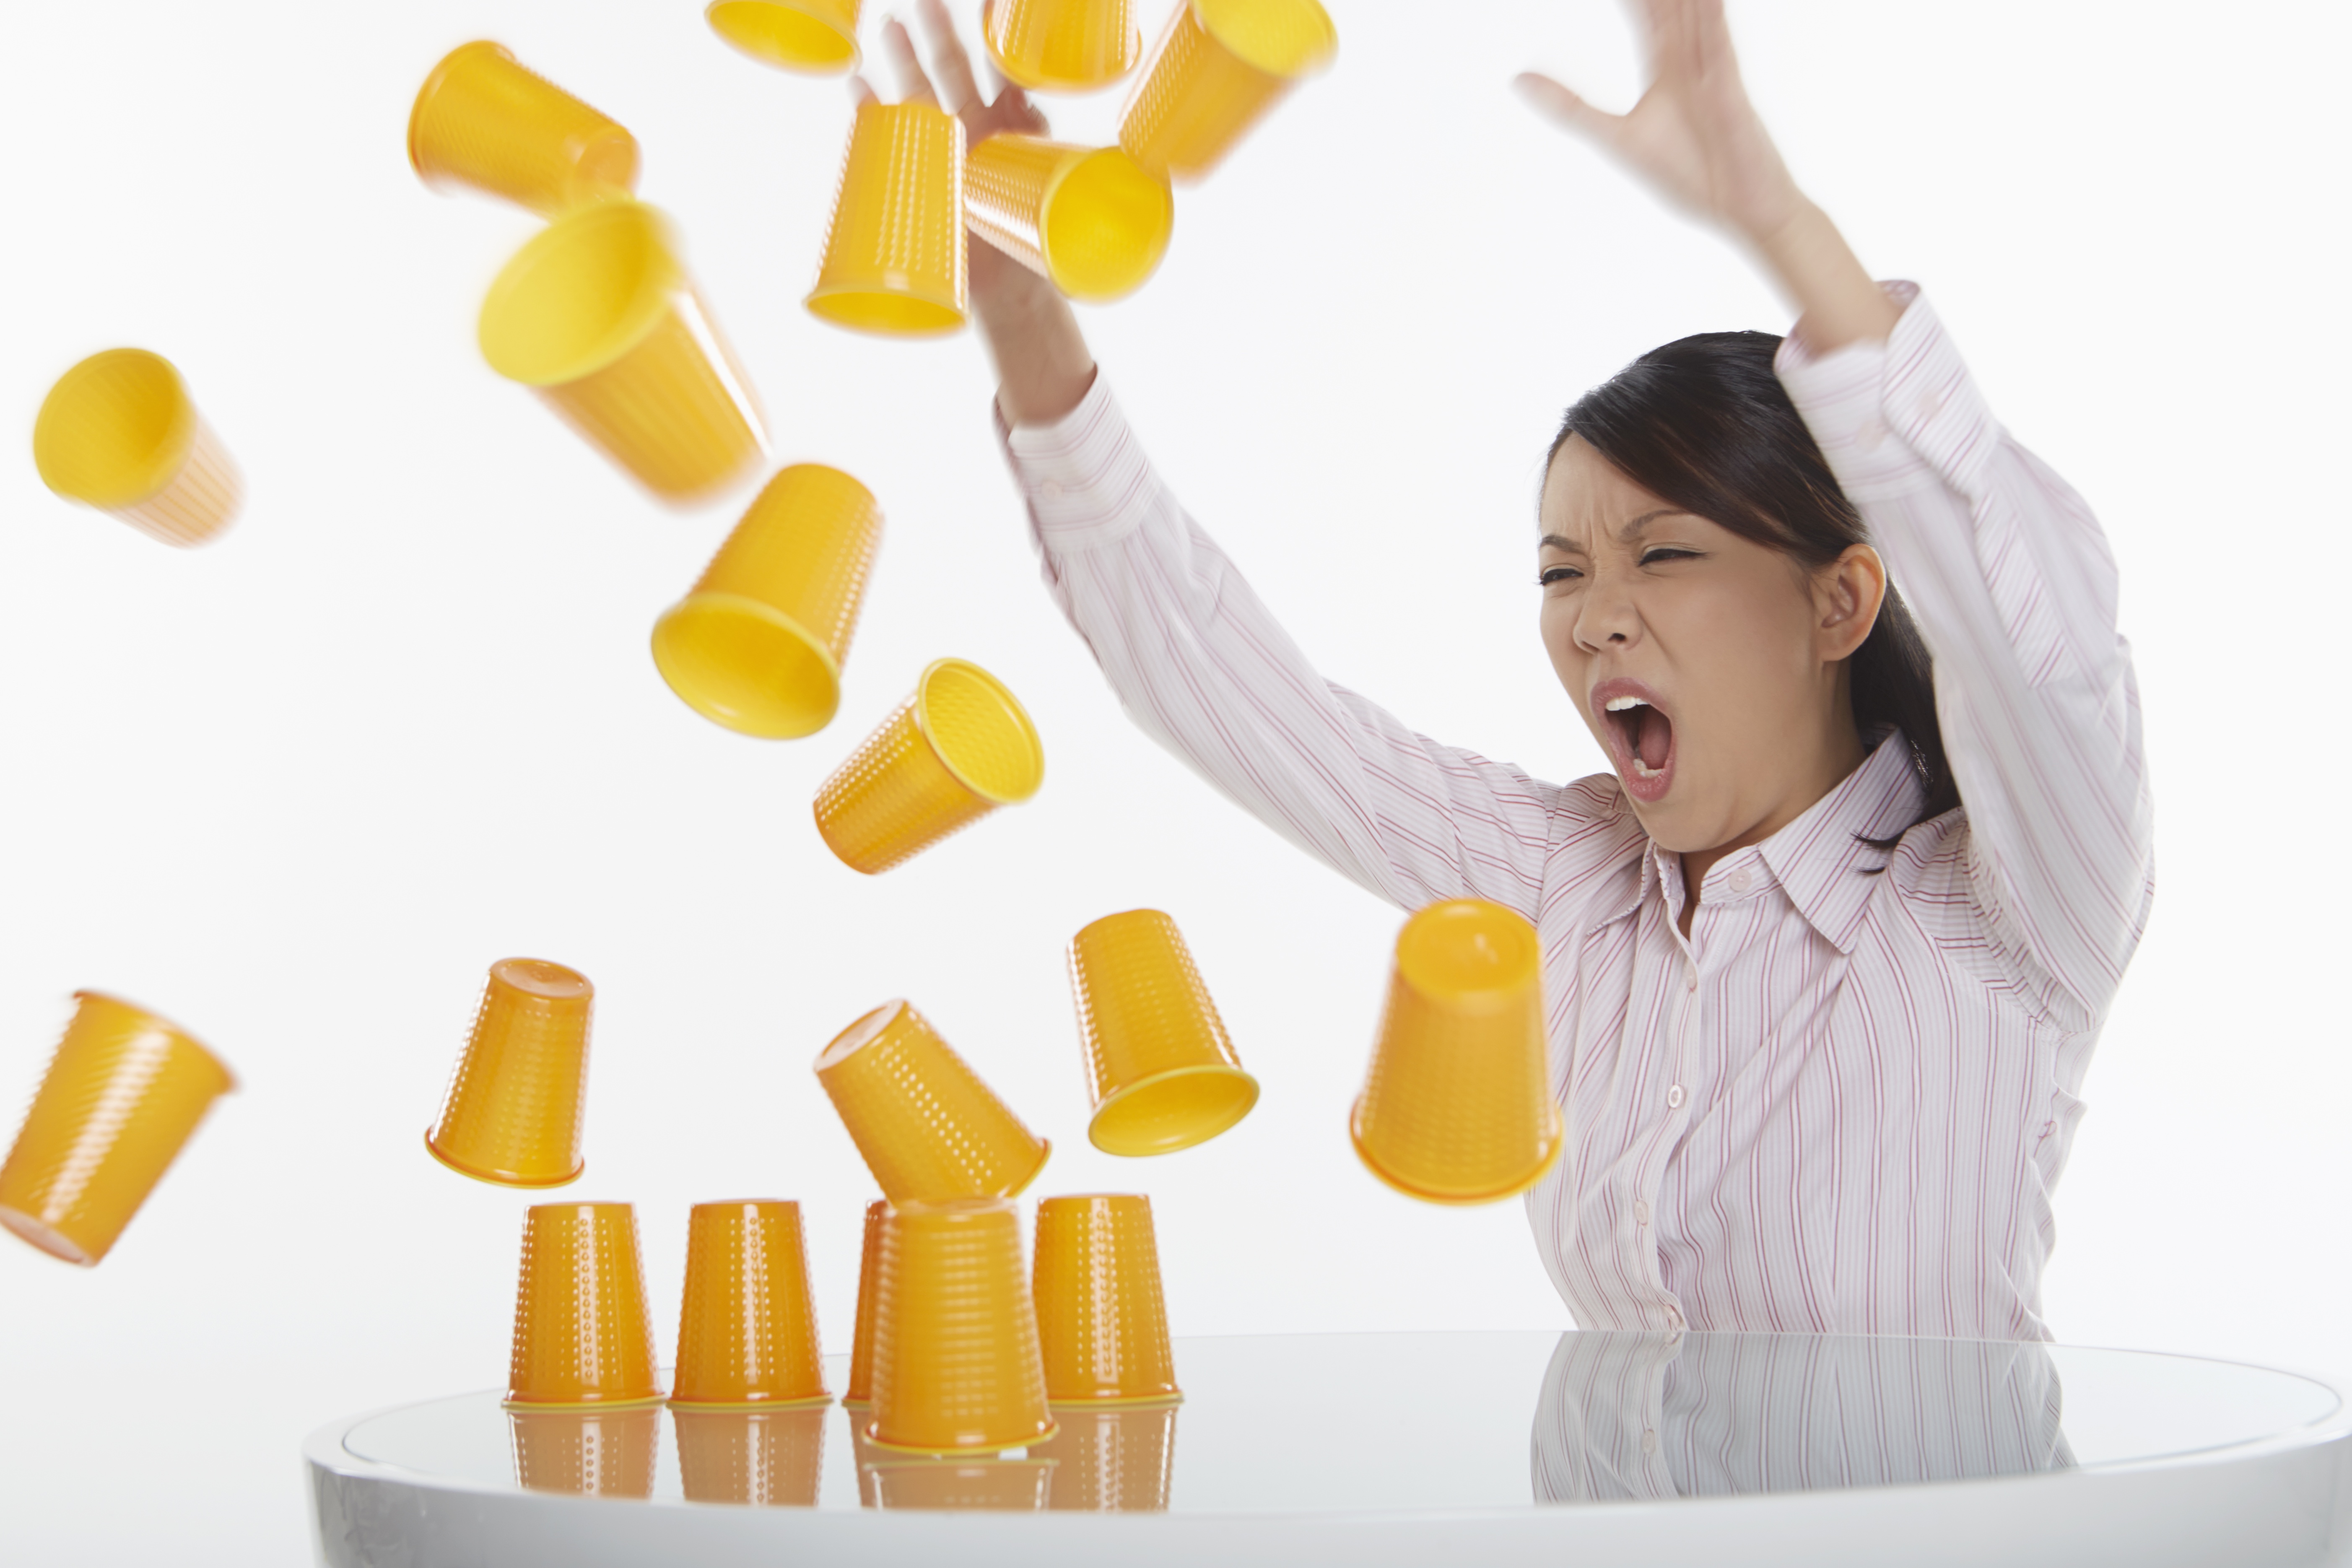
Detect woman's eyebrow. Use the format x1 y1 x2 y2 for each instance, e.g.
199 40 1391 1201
1539 509 1688 554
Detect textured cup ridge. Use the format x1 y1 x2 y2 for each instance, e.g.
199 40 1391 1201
673 1199 828 1406
868 1199 1056 1452
985 0 1140 90
507 1202 663 1405
674 1406 829 1504
509 1407 660 1498
410 41 640 215
1032 1194 1180 1404
817 1003 1049 1204
1037 1404 1177 1510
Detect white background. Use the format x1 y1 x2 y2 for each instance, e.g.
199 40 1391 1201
0 1 2345 1560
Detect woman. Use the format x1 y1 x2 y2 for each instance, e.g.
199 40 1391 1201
864 0 2152 1342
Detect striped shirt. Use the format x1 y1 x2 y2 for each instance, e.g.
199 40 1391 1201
1001 286 2154 1342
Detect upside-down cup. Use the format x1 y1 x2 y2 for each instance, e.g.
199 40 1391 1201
32 350 241 548
1033 1404 1177 1510
408 40 640 215
674 1405 829 1505
1119 0 1337 183
984 0 1141 91
0 993 235 1266
651 464 883 739
813 658 1044 874
1070 909 1256 1156
509 1407 660 1498
672 1199 831 1409
816 1002 1050 1204
966 135 1173 303
1350 899 1563 1205
426 958 594 1188
479 198 766 502
866 1198 1058 1454
807 103 967 336
864 1455 1057 1510
844 1198 888 1405
706 0 862 74
1032 1194 1181 1405
506 1202 665 1407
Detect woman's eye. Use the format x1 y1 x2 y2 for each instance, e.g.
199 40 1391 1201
1537 566 1581 587
1640 548 1697 566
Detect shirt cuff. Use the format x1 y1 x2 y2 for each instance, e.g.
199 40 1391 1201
1774 282 2001 504
995 372 1160 555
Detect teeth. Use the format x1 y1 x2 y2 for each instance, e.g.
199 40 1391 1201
1631 759 1659 778
1604 695 1649 712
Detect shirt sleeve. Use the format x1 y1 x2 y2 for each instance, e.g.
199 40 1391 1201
999 377 1606 920
1776 286 2155 1021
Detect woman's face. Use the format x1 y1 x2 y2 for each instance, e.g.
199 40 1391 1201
1538 436 1883 858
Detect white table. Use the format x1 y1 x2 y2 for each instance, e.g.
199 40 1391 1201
306 1330 2352 1566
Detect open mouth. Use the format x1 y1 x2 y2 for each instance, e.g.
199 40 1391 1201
1594 682 1676 803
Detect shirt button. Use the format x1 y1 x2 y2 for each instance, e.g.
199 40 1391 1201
1666 1085 1686 1110
1685 972 1698 993
1918 390 1944 421
1633 1200 1650 1225
1665 1304 1685 1332
1855 417 1887 452
1039 479 1064 498
1728 867 1751 893
1641 1429 1658 1456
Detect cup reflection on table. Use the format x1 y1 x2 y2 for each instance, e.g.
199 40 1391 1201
1032 1404 1177 1511
508 1406 661 1499
671 1404 828 1506
848 1413 1056 1510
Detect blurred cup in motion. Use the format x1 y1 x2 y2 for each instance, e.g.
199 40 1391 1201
1119 0 1336 183
813 658 1044 874
673 1405 829 1505
0 992 235 1266
508 1406 660 1497
816 1002 1050 1204
807 103 967 336
1351 899 1563 1205
706 0 863 74
506 1202 665 1407
983 0 1141 92
866 1198 1057 1454
1033 1403 1177 1510
478 199 766 502
966 135 1172 303
1032 1194 1182 1406
426 958 594 1188
844 1198 889 1406
33 349 242 548
651 463 883 739
1069 909 1256 1156
408 40 640 216
672 1199 831 1409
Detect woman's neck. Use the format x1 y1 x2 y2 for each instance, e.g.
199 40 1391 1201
1675 720 1871 938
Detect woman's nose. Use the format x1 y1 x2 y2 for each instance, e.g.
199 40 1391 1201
1573 575 1639 653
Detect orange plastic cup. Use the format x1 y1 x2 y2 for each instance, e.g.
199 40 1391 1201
0 992 234 1266
506 1202 665 1407
1069 909 1256 1156
673 1405 829 1505
706 0 862 74
813 658 1044 875
864 1455 1056 1509
1350 899 1564 1205
807 103 967 337
1033 1404 1177 1510
509 1407 660 1498
478 198 766 503
866 1198 1059 1454
844 1198 888 1406
983 0 1141 91
651 464 883 740
426 958 594 1188
1032 1194 1181 1406
816 1002 1050 1205
1119 0 1337 184
32 350 241 548
408 41 640 216
672 1199 831 1409
966 135 1173 303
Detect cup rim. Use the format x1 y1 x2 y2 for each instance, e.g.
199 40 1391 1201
423 1128 585 1189
1087 1063 1259 1156
1347 1096 1566 1206
912 657 1045 804
665 1391 835 1412
502 1392 668 1412
33 353 199 510
1036 145 1174 304
1191 0 1339 79
651 591 843 739
1043 1389 1185 1409
706 0 863 75
478 199 682 386
859 1416 1060 1456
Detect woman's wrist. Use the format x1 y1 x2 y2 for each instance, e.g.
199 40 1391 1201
974 259 1097 428
1750 199 1900 354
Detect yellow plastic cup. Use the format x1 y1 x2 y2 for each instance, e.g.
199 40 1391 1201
1069 909 1256 1156
408 40 640 216
1350 899 1564 1205
651 464 883 740
509 1407 661 1498
0 992 234 1266
1032 1194 1181 1406
706 0 863 74
866 1198 1059 1454
506 1202 666 1407
966 135 1173 303
813 658 1044 875
864 1455 1057 1509
807 103 968 337
674 1405 830 1505
983 0 1141 91
479 198 767 503
816 1002 1050 1205
32 350 242 548
844 1198 889 1406
1033 1404 1177 1510
1119 0 1337 184
425 958 594 1189
672 1199 831 1409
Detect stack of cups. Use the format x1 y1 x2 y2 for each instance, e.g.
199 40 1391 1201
32 351 243 547
813 659 1045 874
1119 0 1337 184
426 959 595 1189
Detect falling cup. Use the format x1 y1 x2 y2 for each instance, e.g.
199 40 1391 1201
966 135 1173 303
813 658 1044 875
425 958 594 1188
0 992 235 1266
673 1405 829 1505
844 1198 889 1407
506 1202 665 1407
1119 0 1337 184
408 40 640 215
1069 909 1256 1155
33 350 242 548
866 1198 1058 1454
1032 1194 1182 1406
807 103 967 336
1350 899 1563 1205
983 0 1141 92
671 1199 831 1409
816 1002 1050 1205
706 0 863 74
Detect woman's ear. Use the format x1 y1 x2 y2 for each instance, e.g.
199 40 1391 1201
1815 544 1887 662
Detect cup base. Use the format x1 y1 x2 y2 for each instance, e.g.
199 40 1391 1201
423 1129 585 1190
1088 1064 1258 1156
861 1416 1059 1457
666 1392 835 1412
707 0 861 74
1346 1100 1566 1207
1046 1391 1184 1409
0 1205 93 1266
503 1393 669 1411
804 286 967 338
652 592 843 739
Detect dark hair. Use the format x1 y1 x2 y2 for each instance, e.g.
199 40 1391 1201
1548 330 1960 840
